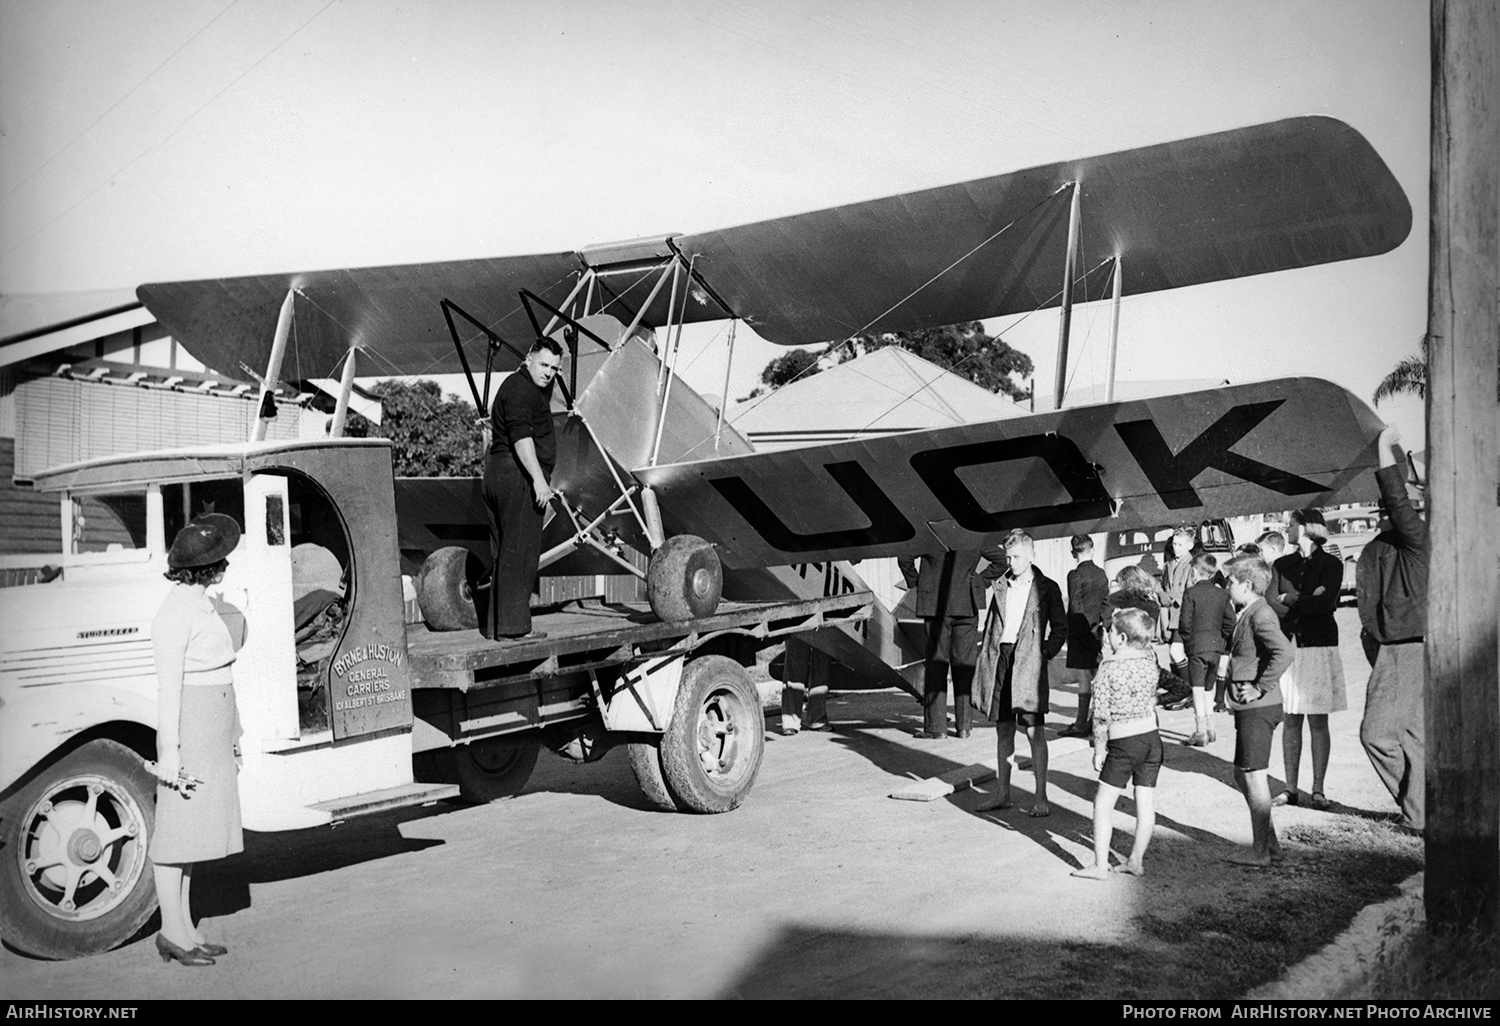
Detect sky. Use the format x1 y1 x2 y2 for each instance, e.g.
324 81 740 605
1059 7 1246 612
0 0 1431 446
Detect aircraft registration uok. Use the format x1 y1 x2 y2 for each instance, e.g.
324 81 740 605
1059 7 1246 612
134 114 1409 605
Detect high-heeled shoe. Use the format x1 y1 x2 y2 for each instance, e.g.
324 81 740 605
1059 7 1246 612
156 934 216 966
194 941 229 957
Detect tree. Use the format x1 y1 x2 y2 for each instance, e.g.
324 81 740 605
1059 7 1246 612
345 380 485 476
746 320 1034 404
739 348 824 400
847 321 1033 401
1373 335 1428 406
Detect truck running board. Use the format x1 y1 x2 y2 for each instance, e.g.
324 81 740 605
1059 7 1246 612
307 781 460 821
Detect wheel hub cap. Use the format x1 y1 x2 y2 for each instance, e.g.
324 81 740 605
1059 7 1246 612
691 568 711 598
68 828 103 865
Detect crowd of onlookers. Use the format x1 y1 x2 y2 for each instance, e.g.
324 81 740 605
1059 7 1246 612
780 424 1428 878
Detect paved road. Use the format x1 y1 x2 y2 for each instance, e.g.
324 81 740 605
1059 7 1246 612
2 610 1408 999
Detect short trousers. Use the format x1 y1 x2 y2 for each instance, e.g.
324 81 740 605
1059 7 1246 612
1099 730 1163 789
992 642 1048 729
1186 653 1220 691
1232 702 1285 771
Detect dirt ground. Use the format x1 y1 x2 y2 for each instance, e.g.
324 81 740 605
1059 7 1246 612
1 609 1421 999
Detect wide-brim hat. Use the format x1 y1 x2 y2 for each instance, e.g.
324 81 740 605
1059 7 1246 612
168 513 242 568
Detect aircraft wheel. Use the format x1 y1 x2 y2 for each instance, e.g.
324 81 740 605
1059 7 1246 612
625 737 680 812
435 736 541 803
646 535 721 622
657 656 764 814
415 546 485 631
0 740 157 960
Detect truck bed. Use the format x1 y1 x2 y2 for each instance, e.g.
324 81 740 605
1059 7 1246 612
406 590 872 691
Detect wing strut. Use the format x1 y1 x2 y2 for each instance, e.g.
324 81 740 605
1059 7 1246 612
1105 256 1123 403
249 288 297 443
1053 181 1082 410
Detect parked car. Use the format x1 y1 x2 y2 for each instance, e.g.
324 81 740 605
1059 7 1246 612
1102 518 1235 584
1321 504 1381 602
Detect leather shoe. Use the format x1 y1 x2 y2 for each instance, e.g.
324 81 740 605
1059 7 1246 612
955 729 972 739
194 941 229 957
911 730 944 740
805 722 833 733
500 630 548 641
156 934 215 966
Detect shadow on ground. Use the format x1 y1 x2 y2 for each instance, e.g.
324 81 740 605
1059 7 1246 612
717 824 1424 1000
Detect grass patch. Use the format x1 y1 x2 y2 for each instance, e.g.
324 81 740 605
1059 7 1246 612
1368 919 1500 999
1118 816 1423 998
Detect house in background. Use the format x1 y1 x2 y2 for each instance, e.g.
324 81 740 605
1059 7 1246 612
0 292 378 563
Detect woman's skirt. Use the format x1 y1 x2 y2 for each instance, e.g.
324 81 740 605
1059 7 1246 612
149 683 244 864
1281 643 1348 715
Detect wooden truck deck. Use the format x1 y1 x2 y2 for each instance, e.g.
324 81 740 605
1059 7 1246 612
405 591 873 691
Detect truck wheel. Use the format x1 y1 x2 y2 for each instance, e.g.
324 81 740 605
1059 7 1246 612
416 546 485 631
658 656 764 813
436 736 541 802
647 535 721 622
625 738 680 813
0 739 157 960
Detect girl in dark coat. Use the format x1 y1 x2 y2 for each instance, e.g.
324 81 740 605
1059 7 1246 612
1273 509 1347 809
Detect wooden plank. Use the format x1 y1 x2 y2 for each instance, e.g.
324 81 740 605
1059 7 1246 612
889 762 996 802
1424 0 1500 932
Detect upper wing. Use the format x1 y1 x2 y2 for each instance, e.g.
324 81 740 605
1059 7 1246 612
137 116 1408 379
633 378 1384 570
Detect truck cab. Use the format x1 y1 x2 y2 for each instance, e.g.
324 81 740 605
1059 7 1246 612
0 438 451 959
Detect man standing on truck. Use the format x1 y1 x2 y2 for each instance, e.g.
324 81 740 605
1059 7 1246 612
482 337 563 641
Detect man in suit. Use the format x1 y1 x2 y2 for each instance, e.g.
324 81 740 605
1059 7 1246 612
972 530 1067 816
898 546 1004 739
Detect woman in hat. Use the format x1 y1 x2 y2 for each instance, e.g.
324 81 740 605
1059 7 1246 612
149 513 244 966
1272 508 1347 810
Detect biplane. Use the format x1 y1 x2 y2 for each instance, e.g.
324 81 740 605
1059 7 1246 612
136 115 1410 690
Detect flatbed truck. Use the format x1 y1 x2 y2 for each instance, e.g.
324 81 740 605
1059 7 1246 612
0 438 871 959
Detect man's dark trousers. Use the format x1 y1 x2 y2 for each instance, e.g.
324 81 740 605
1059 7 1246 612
924 615 978 735
481 456 543 638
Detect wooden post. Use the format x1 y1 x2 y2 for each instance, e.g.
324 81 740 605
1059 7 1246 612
1425 0 1500 932
1052 182 1081 411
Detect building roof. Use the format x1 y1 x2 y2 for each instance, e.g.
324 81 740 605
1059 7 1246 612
726 347 1027 447
0 290 151 370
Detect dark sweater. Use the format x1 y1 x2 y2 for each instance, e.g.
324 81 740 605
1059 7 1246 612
1179 579 1235 657
1356 464 1428 644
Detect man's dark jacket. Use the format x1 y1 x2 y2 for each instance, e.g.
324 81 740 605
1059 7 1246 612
898 547 1004 619
1357 464 1428 644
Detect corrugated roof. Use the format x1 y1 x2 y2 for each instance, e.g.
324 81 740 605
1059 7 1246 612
726 347 1027 439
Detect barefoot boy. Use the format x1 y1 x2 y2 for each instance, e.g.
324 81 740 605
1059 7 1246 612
1072 607 1163 880
1220 555 1295 867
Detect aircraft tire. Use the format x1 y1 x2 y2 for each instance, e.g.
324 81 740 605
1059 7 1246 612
657 656 764 814
0 739 158 960
646 535 722 622
625 737 680 812
415 546 484 631
435 736 541 803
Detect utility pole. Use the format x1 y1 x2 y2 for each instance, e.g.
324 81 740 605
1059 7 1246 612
1425 0 1500 932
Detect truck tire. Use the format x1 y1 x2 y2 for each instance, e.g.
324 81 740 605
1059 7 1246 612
416 546 485 631
435 736 541 803
0 739 157 960
625 738 680 813
647 535 722 622
657 656 764 813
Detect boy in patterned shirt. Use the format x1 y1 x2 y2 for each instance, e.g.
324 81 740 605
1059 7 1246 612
1072 606 1163 880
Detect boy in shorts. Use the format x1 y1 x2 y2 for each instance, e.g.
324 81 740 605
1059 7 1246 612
1219 555 1295 867
1072 606 1163 880
1174 551 1236 746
